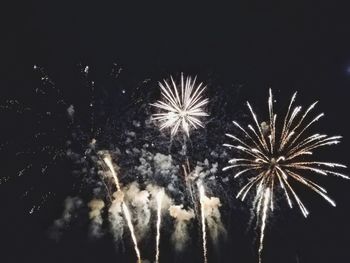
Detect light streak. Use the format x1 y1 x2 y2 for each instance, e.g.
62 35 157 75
103 156 142 263
199 184 208 263
155 189 164 263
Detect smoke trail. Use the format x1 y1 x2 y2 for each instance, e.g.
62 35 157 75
88 199 105 238
124 183 151 240
49 196 83 241
103 155 142 263
201 195 226 244
169 205 195 251
155 189 164 263
109 191 124 242
258 188 270 263
199 184 208 263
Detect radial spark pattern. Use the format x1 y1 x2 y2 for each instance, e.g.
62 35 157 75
223 89 348 262
150 74 209 137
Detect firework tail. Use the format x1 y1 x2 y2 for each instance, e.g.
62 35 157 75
103 156 142 263
258 188 270 263
155 189 164 263
199 184 208 263
122 203 142 262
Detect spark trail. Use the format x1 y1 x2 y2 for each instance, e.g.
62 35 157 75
155 189 164 263
103 156 142 263
258 188 270 263
199 184 208 263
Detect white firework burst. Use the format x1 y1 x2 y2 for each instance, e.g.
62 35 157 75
150 74 209 137
223 89 348 262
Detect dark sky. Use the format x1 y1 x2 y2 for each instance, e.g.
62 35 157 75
2 2 350 263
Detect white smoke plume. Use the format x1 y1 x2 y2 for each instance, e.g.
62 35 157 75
88 199 105 238
146 184 173 212
49 196 83 241
202 195 226 243
67 104 75 120
135 151 180 194
124 182 151 240
153 153 174 174
108 191 125 242
169 204 195 251
194 159 218 181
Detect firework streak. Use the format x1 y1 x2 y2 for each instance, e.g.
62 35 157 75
155 189 164 263
103 156 142 263
199 184 208 263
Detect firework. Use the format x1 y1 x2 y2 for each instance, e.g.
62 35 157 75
223 89 348 262
155 189 164 263
103 156 142 263
150 73 209 137
199 184 208 263
258 187 270 263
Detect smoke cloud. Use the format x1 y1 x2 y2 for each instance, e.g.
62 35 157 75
124 182 151 240
169 204 195 251
88 199 105 238
49 196 83 241
108 191 125 242
146 184 173 212
202 195 226 243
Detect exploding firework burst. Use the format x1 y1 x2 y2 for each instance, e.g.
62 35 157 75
150 73 209 137
223 89 348 262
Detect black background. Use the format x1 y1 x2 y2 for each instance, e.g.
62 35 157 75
2 2 350 263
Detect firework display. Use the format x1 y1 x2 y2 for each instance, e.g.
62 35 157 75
0 67 347 263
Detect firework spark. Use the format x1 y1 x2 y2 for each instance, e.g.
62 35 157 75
103 156 142 263
150 73 209 137
199 184 208 263
258 187 270 263
155 189 164 263
223 89 348 262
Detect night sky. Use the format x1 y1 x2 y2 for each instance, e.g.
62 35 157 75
2 2 350 263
